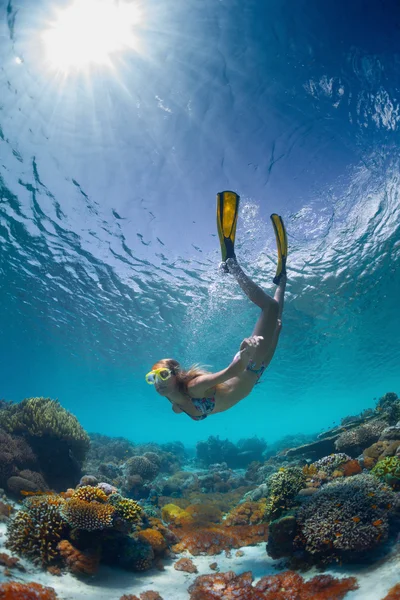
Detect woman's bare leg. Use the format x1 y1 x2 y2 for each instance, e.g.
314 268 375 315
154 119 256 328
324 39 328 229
226 258 280 363
226 258 278 311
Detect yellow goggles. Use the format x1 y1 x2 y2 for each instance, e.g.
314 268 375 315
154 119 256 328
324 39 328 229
145 368 173 385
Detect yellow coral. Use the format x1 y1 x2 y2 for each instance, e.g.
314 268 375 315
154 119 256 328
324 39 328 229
73 486 108 503
110 496 143 523
138 529 167 554
161 503 194 527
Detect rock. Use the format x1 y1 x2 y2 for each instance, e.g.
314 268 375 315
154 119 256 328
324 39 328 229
379 425 400 441
6 476 39 497
284 435 339 459
266 514 297 560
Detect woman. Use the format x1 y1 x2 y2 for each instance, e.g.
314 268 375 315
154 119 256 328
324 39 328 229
145 201 287 421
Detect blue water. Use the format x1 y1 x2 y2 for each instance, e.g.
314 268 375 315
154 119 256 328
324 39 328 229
1 0 399 447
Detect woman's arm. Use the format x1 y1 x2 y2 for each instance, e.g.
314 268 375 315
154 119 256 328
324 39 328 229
188 335 264 397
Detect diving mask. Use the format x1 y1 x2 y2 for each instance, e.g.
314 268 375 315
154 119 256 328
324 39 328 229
145 367 173 385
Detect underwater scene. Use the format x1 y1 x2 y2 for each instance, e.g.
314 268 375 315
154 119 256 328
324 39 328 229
1 0 400 598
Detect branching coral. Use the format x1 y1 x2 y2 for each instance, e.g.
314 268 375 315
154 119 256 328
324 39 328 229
294 474 396 564
188 570 358 600
372 456 400 489
60 498 115 531
265 467 306 520
0 581 59 599
6 495 67 566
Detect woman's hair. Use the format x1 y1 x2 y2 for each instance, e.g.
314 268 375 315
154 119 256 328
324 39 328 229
151 358 227 394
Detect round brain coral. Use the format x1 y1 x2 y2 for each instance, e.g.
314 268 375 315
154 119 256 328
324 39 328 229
6 495 67 566
60 498 115 531
295 473 396 564
125 456 159 481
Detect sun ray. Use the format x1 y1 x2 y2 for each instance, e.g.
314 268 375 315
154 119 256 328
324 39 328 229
42 0 143 72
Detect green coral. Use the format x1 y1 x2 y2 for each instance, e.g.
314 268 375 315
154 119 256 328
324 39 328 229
372 456 400 488
108 493 143 524
265 467 306 521
0 397 90 461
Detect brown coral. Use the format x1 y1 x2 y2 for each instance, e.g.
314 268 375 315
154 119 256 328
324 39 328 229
174 557 198 573
381 584 400 599
140 593 164 600
172 524 268 556
57 540 100 576
0 581 58 599
188 570 358 600
224 501 267 526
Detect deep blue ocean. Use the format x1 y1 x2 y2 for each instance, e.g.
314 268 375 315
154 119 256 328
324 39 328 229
1 0 399 448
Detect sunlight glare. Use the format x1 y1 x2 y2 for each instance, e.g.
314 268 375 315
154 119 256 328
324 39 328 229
42 0 142 71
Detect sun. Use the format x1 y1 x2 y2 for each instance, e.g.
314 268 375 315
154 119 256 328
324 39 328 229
42 0 143 71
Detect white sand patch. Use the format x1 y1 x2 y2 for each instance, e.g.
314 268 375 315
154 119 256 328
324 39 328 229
1 522 399 599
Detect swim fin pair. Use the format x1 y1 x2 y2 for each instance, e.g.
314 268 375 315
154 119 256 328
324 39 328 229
216 190 287 284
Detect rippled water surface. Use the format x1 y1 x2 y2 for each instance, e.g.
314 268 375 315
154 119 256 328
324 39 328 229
1 0 400 444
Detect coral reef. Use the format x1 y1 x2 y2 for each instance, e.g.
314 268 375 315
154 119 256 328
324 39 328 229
335 420 387 456
138 528 167 555
6 495 67 566
0 398 90 490
372 456 400 488
224 501 267 526
188 570 358 600
124 456 159 481
381 584 400 599
174 557 198 573
57 540 100 576
60 497 115 531
172 524 268 556
265 467 306 520
196 436 267 468
0 581 59 599
72 485 108 503
108 493 143 523
294 474 396 564
0 429 38 481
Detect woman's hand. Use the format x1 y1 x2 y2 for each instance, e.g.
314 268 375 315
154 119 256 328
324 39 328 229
235 335 264 367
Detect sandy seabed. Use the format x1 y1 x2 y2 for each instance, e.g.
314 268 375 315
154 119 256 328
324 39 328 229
1 523 399 599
